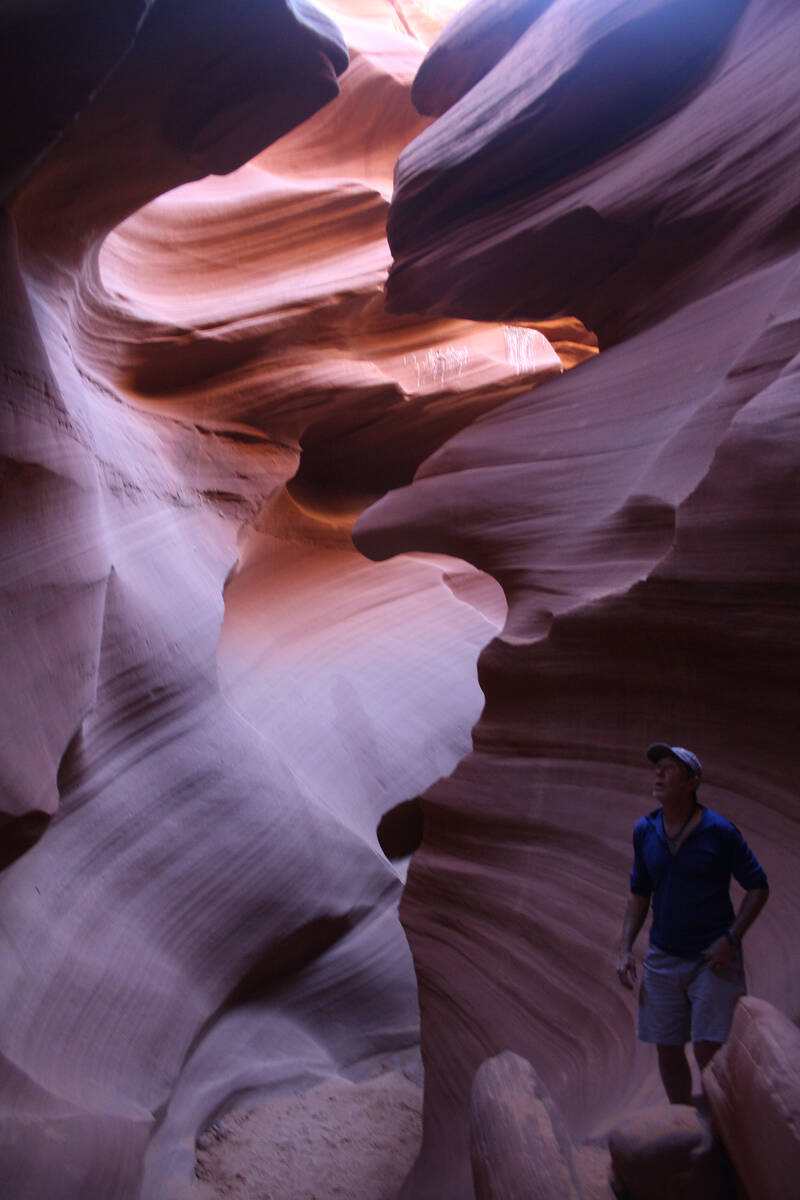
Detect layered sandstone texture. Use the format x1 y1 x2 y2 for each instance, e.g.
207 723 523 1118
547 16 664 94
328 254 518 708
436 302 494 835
0 2 594 1199
469 1051 586 1200
355 0 800 1196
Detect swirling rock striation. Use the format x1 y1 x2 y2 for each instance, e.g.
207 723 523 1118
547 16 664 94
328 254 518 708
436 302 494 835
356 1 800 1196
0 2 588 1198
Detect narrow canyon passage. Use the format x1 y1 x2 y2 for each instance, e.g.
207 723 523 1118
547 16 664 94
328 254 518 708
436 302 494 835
2 1 799 1199
88 9 596 1189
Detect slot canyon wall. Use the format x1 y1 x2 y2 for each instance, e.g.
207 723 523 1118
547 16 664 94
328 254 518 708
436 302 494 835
356 0 800 1196
1 1 595 1198
1 3 798 1200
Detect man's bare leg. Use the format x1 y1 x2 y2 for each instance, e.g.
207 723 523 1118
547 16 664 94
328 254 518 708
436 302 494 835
657 1044 692 1104
692 1041 723 1120
694 1040 722 1070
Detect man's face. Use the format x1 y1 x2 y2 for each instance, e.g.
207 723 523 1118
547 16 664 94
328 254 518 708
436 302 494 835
652 755 696 805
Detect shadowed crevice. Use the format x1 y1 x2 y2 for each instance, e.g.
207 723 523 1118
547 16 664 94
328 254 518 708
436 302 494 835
0 809 52 871
377 798 424 862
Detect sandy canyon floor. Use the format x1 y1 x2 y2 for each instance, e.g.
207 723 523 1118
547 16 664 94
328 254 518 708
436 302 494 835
194 1070 423 1200
193 1066 614 1200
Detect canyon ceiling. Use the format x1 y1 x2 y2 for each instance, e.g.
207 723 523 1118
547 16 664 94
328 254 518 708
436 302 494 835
1 1 799 1198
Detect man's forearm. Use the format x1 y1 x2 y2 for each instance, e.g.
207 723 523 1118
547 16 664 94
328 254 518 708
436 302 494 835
620 893 650 951
731 887 769 940
617 894 649 988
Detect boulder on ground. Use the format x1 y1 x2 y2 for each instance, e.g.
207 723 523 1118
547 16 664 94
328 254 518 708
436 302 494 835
703 995 800 1200
469 1050 584 1200
608 1103 725 1200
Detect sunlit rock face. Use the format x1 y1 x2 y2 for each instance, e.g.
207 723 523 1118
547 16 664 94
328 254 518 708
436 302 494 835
0 2 597 1198
356 1 800 1196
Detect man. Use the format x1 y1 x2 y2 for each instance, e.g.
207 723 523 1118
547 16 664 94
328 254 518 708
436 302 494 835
617 743 769 1104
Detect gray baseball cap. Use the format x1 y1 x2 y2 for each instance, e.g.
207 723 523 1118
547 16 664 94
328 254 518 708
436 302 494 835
646 743 703 780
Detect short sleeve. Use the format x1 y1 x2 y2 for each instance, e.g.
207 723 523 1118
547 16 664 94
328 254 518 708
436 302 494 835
629 822 653 897
728 823 768 891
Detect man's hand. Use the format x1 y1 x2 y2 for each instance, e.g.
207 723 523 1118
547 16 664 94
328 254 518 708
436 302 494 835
617 894 649 989
617 950 637 989
702 936 736 972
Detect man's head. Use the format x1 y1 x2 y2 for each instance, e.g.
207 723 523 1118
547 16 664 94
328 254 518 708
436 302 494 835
646 743 702 805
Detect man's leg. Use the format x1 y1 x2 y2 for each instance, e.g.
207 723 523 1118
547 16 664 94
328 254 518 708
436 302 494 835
656 1043 692 1105
688 953 745 1078
639 950 693 1103
693 1039 722 1070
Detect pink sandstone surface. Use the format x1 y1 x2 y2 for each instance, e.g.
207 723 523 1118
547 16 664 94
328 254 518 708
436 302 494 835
355 0 800 1196
703 996 800 1200
469 1051 585 1199
0 2 596 1198
1 0 799 1198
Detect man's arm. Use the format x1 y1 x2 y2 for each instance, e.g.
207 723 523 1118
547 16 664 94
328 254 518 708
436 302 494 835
703 887 770 971
617 892 650 988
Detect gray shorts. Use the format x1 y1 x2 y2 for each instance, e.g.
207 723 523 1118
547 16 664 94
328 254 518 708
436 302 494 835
637 946 746 1046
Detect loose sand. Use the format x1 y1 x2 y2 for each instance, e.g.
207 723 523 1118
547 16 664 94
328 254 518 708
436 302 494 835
194 1069 423 1200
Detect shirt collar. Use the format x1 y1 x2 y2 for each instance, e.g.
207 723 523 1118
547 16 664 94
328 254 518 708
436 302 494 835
648 803 707 843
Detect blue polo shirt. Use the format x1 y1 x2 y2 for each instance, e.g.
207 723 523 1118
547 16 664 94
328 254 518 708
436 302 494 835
630 805 768 958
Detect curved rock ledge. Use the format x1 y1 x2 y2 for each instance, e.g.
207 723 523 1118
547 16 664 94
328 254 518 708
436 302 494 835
386 0 796 344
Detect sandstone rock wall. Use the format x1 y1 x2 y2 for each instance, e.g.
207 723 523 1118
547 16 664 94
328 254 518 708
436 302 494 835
0 2 589 1197
3 1 798 1198
355 1 800 1196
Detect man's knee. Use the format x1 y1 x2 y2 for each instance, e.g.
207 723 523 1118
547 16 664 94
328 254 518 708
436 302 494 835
657 1043 687 1061
657 1042 690 1074
656 1042 692 1104
693 1039 722 1069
